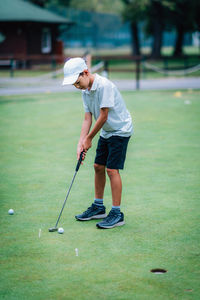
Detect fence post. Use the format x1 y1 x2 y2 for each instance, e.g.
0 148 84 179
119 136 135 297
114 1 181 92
136 58 140 90
103 60 109 78
51 58 57 79
163 58 168 76
184 56 188 77
84 52 92 70
142 57 146 79
10 59 15 78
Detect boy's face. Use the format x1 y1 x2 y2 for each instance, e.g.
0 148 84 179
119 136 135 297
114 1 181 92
73 71 90 90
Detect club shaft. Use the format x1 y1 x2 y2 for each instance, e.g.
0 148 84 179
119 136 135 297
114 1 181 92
55 171 77 228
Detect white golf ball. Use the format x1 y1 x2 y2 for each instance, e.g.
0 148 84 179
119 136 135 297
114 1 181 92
58 227 64 234
8 209 14 215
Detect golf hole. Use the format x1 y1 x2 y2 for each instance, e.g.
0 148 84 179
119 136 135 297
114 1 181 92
150 268 167 274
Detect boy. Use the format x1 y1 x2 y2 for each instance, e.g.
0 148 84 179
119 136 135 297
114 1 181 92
62 57 133 229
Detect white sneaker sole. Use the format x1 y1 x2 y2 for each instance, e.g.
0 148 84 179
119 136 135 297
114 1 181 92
76 213 107 221
97 221 125 229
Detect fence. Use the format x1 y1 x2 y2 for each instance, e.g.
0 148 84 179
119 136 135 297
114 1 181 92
0 54 64 78
92 55 200 89
0 54 199 90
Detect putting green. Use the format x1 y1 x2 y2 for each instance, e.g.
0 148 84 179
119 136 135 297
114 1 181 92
0 90 199 299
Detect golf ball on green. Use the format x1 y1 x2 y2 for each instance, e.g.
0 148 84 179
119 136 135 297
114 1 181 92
58 227 64 234
8 209 14 215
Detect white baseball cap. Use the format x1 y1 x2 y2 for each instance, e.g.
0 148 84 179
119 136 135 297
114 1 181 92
62 57 88 85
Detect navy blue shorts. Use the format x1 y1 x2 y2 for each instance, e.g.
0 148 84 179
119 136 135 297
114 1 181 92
94 135 130 170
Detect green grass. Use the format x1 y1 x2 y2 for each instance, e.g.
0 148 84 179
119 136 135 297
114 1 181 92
0 90 200 299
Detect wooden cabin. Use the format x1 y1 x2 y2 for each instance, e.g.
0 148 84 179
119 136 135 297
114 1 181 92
0 0 73 65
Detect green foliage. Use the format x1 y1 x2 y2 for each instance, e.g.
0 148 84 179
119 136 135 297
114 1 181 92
122 0 200 57
165 0 198 31
122 0 148 23
27 0 124 14
69 0 124 14
123 0 199 34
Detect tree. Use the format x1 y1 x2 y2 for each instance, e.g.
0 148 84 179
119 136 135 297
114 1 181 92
167 0 200 56
27 0 200 57
122 0 148 56
69 0 124 14
27 0 124 14
146 0 166 58
122 0 171 58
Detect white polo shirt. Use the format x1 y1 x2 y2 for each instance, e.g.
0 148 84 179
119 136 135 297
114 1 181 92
82 74 133 139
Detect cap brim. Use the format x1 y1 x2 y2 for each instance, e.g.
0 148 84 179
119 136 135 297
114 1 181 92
62 73 79 86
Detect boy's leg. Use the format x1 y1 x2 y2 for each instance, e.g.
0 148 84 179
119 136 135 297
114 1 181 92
75 138 108 222
75 165 106 221
96 136 130 229
94 163 106 199
106 169 122 206
96 168 124 229
94 136 108 202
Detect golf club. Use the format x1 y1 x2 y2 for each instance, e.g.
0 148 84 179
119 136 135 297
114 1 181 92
49 151 84 232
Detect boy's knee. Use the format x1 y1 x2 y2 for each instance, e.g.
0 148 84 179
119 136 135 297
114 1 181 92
94 163 105 173
106 168 119 178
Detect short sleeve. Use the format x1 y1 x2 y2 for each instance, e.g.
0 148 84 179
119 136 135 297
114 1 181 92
99 84 114 109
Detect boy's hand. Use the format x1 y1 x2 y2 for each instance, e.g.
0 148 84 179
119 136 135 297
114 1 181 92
83 135 92 151
77 146 86 163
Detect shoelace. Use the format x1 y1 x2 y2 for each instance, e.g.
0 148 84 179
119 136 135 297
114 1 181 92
104 210 119 223
83 204 97 215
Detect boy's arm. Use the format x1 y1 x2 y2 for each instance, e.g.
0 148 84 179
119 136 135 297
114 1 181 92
77 112 92 159
82 107 108 151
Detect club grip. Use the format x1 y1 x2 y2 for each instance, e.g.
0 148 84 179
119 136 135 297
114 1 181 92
75 151 84 172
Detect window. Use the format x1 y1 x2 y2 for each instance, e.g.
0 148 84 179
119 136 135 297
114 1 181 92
41 28 52 53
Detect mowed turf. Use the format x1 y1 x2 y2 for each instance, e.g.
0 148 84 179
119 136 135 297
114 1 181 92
0 89 199 300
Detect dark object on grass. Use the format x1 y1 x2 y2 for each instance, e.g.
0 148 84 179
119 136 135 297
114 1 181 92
150 268 167 274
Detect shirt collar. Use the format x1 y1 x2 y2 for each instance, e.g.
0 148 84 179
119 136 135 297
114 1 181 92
91 74 98 91
85 74 98 94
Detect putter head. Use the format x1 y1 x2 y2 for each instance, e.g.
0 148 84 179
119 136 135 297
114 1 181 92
48 227 58 232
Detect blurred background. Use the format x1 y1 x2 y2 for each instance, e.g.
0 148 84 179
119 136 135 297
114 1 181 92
0 0 200 81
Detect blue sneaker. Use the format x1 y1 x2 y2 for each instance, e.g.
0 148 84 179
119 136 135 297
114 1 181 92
96 210 125 229
75 203 107 221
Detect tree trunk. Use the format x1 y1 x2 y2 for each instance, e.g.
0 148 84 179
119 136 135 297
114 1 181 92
150 0 163 58
130 22 140 56
151 21 163 58
173 26 184 57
